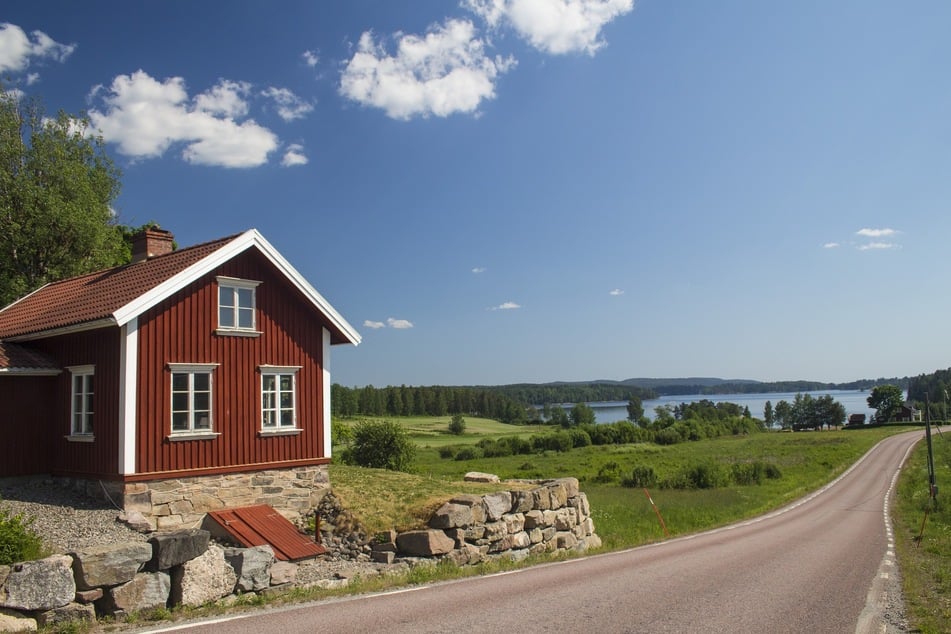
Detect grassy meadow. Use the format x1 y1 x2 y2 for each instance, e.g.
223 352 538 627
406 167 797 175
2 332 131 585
333 417 900 548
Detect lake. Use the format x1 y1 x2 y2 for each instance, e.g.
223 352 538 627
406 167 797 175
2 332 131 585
575 390 878 424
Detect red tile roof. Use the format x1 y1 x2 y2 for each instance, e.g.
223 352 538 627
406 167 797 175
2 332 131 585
0 341 60 372
0 234 240 339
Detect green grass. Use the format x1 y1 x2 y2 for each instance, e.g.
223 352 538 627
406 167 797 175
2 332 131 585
336 415 550 448
893 429 951 633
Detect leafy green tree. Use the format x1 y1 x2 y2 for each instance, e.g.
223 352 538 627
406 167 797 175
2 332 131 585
0 88 128 306
448 414 466 435
626 397 644 423
569 402 596 427
773 400 792 430
868 385 904 422
547 405 569 426
343 420 415 471
763 401 774 429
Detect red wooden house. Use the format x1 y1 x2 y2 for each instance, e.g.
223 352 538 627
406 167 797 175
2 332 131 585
0 228 360 529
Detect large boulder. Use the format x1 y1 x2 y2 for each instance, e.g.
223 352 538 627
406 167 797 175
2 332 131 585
98 572 170 615
463 472 499 483
70 542 153 590
428 503 473 529
396 530 455 557
147 529 210 571
482 492 512 522
449 495 486 524
0 555 74 611
224 546 274 593
269 561 298 585
170 545 236 607
33 603 96 628
0 607 36 632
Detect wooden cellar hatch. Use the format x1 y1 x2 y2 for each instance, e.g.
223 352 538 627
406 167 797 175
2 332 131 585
206 504 326 561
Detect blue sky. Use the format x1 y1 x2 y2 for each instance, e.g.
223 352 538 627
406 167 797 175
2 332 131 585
4 1 951 387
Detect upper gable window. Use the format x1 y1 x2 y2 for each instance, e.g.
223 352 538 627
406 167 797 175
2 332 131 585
217 277 261 335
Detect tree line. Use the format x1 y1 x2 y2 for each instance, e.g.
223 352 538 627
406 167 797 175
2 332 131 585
331 384 534 423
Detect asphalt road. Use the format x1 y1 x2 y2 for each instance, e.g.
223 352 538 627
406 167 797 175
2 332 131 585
153 431 921 634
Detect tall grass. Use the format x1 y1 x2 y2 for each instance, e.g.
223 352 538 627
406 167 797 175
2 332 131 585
893 429 951 633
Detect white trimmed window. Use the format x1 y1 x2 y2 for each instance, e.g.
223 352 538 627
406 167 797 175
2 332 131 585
68 365 95 437
260 366 300 431
169 363 218 436
217 277 261 334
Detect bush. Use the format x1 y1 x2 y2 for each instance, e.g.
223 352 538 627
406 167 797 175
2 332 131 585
343 420 416 471
438 446 457 460
667 462 730 489
730 461 783 485
454 447 480 461
0 505 45 565
448 415 466 435
654 428 682 446
622 465 658 488
593 461 623 483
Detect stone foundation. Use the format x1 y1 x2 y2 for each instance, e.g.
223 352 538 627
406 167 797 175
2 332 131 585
61 465 330 531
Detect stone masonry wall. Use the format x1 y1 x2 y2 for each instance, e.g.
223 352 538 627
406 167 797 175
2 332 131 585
63 465 329 531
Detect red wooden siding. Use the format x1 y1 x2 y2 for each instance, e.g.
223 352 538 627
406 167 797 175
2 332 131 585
0 375 55 476
25 329 122 478
135 249 329 476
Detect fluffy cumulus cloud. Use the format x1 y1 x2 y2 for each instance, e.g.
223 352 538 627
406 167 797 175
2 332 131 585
466 0 633 55
364 320 386 329
823 242 840 249
261 87 314 122
281 143 308 167
339 18 515 120
856 228 897 238
302 50 319 67
88 71 279 168
490 301 521 310
0 22 75 75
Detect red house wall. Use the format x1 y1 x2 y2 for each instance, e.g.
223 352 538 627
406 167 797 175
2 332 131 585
23 329 122 478
0 375 55 476
134 249 328 477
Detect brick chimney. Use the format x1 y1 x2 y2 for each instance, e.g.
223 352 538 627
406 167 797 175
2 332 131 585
131 227 175 263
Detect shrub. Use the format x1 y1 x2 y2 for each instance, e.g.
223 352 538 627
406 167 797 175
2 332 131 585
343 420 416 471
654 428 682 446
0 505 45 565
622 465 658 488
438 446 457 460
454 447 480 461
667 462 730 489
448 415 466 435
594 461 623 483
730 461 783 485
567 428 592 448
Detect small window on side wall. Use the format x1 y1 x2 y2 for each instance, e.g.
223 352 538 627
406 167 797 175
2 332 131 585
68 365 94 438
217 276 261 335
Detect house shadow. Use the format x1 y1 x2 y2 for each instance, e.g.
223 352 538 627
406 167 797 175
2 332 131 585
0 475 119 511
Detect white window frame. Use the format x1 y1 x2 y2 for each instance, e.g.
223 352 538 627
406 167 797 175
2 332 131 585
216 276 262 336
67 365 95 440
259 365 301 435
168 363 220 440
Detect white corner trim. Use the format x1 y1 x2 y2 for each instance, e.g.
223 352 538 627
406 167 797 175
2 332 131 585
118 318 138 475
111 229 362 346
322 327 332 459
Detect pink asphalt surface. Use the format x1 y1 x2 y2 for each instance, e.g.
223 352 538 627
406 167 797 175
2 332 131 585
153 431 921 634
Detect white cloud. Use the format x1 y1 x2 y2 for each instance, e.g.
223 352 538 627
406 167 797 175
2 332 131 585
823 242 840 249
25 72 39 86
302 50 319 67
0 23 75 74
609 288 623 296
490 301 521 310
194 79 251 117
339 19 516 120
472 266 486 274
281 143 308 167
88 71 279 168
387 317 414 329
466 0 633 55
261 86 314 121
857 242 899 251
856 227 897 238
364 320 386 329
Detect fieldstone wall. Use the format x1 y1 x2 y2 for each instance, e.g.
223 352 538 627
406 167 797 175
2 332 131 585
59 465 329 531
370 477 601 565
